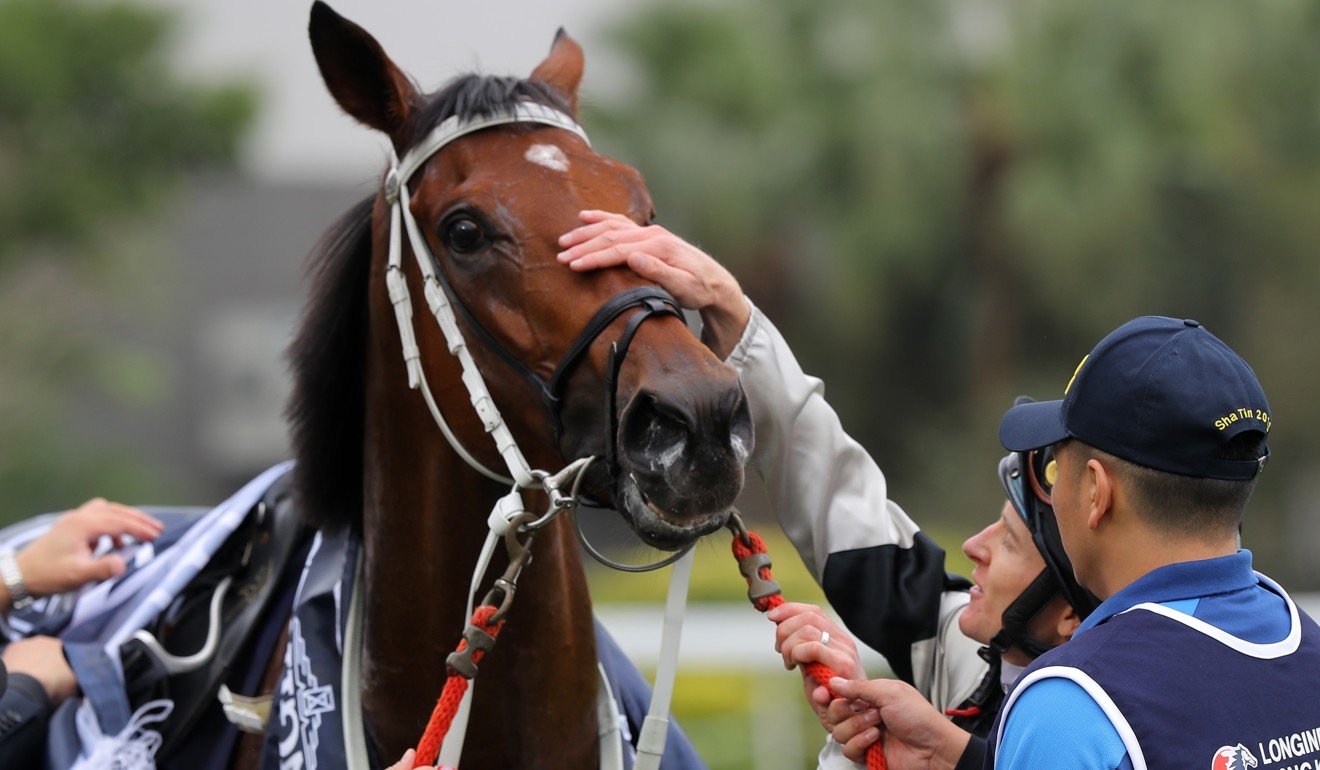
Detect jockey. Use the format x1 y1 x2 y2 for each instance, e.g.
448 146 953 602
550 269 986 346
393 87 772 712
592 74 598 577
556 212 1095 768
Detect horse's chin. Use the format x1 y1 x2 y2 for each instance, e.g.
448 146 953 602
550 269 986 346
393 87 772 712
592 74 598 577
617 473 731 551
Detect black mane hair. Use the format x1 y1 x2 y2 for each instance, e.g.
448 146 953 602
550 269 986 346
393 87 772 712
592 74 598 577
286 73 569 530
286 194 373 531
403 74 570 150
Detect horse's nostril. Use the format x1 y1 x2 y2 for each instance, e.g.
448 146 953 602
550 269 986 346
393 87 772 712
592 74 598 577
621 394 690 473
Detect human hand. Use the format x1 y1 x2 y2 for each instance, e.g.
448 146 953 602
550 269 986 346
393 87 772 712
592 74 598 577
2 636 78 706
827 677 972 770
12 498 163 600
557 210 751 358
385 748 435 770
767 602 865 729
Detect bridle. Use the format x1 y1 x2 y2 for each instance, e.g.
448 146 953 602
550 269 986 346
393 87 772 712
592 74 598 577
381 101 694 769
383 101 682 491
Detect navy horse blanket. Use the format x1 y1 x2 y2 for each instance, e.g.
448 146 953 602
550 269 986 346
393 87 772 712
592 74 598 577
0 464 705 770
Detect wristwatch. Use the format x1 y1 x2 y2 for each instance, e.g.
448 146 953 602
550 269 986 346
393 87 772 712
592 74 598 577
0 548 34 611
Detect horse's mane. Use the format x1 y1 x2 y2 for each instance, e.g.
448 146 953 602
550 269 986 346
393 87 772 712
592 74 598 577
287 73 570 530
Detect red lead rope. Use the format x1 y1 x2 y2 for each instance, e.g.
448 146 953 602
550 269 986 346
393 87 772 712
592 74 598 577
414 605 505 768
412 527 887 770
731 528 887 770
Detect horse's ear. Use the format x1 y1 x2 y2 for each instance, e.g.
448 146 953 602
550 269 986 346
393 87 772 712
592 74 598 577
531 29 584 117
309 2 417 143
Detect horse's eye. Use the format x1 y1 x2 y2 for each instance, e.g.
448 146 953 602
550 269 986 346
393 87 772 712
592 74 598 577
444 217 486 254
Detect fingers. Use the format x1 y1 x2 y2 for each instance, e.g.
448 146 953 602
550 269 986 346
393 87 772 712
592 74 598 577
104 503 164 540
811 685 835 709
841 725 882 764
778 622 831 668
625 253 692 293
68 500 164 543
773 605 856 672
772 604 833 647
827 676 903 709
85 553 128 583
558 225 653 268
828 676 867 702
766 601 826 623
578 209 636 227
558 213 643 250
833 708 882 763
789 640 863 680
385 748 418 770
826 697 864 726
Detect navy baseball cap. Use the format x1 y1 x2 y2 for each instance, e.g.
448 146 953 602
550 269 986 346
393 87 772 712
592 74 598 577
999 316 1271 480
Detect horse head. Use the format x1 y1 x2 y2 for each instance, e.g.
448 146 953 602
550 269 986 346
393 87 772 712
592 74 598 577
296 2 752 550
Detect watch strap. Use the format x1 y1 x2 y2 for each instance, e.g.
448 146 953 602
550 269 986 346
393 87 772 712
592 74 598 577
0 548 34 611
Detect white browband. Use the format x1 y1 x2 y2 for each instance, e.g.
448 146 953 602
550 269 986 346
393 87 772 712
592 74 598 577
384 102 589 487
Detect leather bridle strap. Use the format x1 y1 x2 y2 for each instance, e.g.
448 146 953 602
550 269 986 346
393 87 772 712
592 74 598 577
549 286 682 436
424 262 682 439
602 293 682 486
386 101 683 487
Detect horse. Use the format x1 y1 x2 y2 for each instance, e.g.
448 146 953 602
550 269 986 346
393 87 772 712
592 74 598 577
274 3 753 766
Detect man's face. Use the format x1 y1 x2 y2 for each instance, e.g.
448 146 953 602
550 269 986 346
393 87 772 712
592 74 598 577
957 500 1049 645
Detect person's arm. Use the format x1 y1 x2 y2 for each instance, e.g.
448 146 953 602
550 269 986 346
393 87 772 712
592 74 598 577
0 636 77 767
0 670 52 767
560 212 982 696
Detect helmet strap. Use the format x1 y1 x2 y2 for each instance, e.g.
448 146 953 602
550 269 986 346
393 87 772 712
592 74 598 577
985 568 1062 662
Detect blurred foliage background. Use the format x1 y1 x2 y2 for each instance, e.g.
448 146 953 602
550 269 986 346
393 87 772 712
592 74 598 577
591 0 1320 588
2 0 1319 767
0 0 254 515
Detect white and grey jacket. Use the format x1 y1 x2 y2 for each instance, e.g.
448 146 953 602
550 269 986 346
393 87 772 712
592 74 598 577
725 302 989 767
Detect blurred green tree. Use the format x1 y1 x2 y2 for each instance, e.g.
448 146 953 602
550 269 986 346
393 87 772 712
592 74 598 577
0 0 254 520
596 0 1320 584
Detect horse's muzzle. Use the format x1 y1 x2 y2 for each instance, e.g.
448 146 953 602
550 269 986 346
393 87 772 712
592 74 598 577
613 378 753 549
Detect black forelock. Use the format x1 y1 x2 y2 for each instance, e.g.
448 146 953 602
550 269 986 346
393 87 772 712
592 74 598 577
404 74 571 150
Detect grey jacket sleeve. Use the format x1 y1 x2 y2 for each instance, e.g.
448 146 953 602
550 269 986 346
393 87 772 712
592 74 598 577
0 669 53 768
725 300 985 707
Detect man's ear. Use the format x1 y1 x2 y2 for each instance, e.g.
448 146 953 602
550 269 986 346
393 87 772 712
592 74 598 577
309 2 418 148
1086 458 1114 531
530 29 584 117
1055 601 1081 642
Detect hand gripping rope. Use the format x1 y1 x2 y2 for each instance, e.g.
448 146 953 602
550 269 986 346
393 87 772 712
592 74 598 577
728 513 888 770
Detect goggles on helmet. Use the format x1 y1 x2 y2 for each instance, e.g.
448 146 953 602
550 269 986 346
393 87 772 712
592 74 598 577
998 447 1099 620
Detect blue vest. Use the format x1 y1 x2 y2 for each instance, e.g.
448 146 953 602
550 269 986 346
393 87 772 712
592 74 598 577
987 577 1320 770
